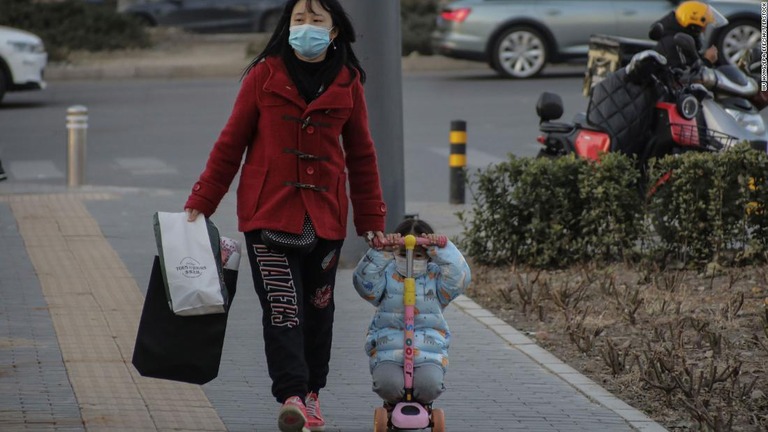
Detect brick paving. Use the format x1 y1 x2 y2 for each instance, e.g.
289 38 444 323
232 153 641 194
0 187 667 431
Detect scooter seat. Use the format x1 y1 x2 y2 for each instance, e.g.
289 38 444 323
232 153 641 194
540 121 574 133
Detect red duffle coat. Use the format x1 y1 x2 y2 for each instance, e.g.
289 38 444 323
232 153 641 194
185 56 387 239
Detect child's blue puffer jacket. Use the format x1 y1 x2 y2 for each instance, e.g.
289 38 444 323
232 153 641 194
352 240 471 373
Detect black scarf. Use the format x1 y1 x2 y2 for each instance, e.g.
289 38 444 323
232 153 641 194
284 51 340 103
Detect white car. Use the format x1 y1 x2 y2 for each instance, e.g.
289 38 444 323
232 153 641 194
0 25 47 103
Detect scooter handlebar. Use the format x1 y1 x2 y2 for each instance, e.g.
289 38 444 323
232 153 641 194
372 235 448 249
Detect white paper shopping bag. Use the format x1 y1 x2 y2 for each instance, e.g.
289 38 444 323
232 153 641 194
153 212 227 316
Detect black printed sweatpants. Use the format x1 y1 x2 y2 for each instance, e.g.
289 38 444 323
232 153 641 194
244 231 344 403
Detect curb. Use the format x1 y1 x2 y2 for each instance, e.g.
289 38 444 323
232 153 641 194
46 63 248 81
45 56 488 81
43 30 490 82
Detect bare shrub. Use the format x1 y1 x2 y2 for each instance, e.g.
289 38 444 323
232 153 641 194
600 338 632 376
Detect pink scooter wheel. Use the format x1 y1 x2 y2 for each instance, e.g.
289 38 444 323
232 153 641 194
432 408 445 432
374 407 388 432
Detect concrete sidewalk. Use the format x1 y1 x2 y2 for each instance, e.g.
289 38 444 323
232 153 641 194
0 182 666 431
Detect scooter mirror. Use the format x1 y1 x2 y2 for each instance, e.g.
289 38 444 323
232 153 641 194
648 22 664 41
673 33 698 65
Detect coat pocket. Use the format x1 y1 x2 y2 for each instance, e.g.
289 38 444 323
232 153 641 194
237 164 268 220
326 107 352 120
260 91 290 107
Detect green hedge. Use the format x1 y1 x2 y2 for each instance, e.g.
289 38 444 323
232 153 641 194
401 0 439 55
647 145 768 263
460 153 641 267
0 0 149 60
460 145 768 268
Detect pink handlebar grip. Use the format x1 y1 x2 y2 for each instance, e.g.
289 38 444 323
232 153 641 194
372 235 447 249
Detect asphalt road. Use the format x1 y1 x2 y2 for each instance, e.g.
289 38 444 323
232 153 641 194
0 66 587 203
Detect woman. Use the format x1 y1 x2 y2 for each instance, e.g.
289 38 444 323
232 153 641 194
184 1 386 430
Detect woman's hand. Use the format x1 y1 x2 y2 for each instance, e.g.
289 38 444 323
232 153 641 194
364 231 386 248
421 233 441 254
185 208 201 222
382 233 401 252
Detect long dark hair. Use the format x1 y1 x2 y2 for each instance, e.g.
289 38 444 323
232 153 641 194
243 0 366 84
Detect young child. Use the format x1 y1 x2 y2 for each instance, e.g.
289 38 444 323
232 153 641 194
352 218 471 407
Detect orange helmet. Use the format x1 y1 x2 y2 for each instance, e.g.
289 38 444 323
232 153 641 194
675 1 715 30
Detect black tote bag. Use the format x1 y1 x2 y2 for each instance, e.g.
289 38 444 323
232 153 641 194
132 255 237 385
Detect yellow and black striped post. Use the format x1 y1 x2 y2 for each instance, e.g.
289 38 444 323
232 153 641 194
449 120 467 204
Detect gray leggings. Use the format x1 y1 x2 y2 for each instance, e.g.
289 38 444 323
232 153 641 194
372 362 445 405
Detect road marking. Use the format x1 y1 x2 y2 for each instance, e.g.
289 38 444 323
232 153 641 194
115 157 178 175
9 160 64 180
428 147 506 168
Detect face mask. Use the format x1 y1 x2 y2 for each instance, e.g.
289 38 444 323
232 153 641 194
395 255 428 277
289 24 332 59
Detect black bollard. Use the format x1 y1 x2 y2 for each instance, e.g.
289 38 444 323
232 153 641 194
449 120 466 204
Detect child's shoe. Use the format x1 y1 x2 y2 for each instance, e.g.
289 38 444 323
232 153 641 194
278 396 309 432
305 391 325 431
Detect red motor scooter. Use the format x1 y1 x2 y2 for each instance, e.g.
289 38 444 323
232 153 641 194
536 34 734 166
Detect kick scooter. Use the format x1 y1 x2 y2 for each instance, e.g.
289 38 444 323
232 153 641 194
372 234 447 432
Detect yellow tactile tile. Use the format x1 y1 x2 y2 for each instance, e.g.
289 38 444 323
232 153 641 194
35 275 91 295
15 228 68 248
67 238 126 269
84 275 146 310
82 266 136 282
58 218 104 237
24 247 84 281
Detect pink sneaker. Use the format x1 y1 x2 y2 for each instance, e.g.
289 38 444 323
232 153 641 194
278 396 309 432
305 392 325 431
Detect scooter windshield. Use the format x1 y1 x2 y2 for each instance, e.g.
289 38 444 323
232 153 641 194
707 6 728 29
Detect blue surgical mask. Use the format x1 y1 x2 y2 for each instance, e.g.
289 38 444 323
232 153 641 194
289 24 332 59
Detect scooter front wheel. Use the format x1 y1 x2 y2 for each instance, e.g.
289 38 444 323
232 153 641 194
374 407 389 432
431 408 445 432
